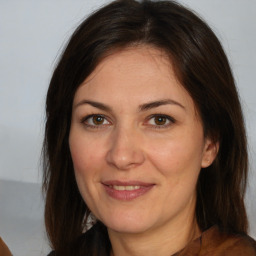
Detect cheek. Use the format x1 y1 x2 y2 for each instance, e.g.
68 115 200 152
69 132 102 171
69 134 104 208
147 133 204 178
71 148 97 174
69 143 92 201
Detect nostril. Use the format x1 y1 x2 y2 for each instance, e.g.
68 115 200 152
106 147 145 170
105 128 145 170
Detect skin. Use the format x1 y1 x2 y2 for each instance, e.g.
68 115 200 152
69 46 218 256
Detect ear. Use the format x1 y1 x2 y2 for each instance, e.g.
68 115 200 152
201 137 219 168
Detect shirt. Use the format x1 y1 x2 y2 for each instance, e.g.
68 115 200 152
174 226 256 255
47 225 256 255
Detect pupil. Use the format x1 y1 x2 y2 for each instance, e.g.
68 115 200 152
155 116 166 125
93 116 103 124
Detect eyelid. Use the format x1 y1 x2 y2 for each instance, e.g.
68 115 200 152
80 113 175 129
80 114 111 128
145 114 176 128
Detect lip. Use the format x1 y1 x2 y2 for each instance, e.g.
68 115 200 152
102 180 155 201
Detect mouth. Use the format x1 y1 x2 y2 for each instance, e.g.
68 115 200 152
107 185 142 191
102 180 155 201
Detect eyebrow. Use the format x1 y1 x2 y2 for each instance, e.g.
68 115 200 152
74 100 112 112
74 99 185 112
139 99 185 111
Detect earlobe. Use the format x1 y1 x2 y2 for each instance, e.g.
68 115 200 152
201 138 219 168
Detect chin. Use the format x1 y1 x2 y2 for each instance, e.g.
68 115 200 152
100 212 154 234
107 222 151 234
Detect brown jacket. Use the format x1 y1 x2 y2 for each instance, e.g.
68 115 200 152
47 225 256 255
0 237 12 256
175 226 256 255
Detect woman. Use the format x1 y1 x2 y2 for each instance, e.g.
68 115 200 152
43 0 256 255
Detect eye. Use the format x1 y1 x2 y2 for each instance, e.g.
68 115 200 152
147 114 175 128
82 114 110 127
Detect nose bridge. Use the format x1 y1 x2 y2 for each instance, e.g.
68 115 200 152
106 123 145 170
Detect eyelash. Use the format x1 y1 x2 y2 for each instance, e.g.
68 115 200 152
80 114 175 129
80 114 111 129
146 114 175 129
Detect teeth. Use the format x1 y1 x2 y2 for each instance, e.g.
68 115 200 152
112 185 140 191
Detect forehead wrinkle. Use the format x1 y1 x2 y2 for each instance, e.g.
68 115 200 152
74 46 196 117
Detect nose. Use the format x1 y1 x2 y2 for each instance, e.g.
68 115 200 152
106 126 145 170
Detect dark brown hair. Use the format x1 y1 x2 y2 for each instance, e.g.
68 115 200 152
43 0 248 254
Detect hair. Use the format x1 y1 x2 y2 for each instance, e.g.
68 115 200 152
43 0 248 255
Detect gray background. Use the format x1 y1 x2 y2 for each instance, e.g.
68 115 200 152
0 0 255 255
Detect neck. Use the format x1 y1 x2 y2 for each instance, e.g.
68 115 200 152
108 213 201 256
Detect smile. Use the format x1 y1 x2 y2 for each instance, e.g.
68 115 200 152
109 185 141 191
102 181 155 201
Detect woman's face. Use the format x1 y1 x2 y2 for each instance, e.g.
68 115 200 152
69 46 216 235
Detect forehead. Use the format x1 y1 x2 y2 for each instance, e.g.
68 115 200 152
73 46 195 112
85 46 173 82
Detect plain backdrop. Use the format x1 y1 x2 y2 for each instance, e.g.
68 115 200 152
0 1 255 255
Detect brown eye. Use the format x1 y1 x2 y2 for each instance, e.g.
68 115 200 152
154 116 167 125
83 115 110 127
147 114 174 128
92 116 104 125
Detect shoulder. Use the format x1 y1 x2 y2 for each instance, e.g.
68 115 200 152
0 237 12 256
200 226 256 255
46 222 110 256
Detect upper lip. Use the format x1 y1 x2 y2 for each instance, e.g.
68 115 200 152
102 180 154 187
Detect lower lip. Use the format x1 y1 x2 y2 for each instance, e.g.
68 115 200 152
103 185 154 201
